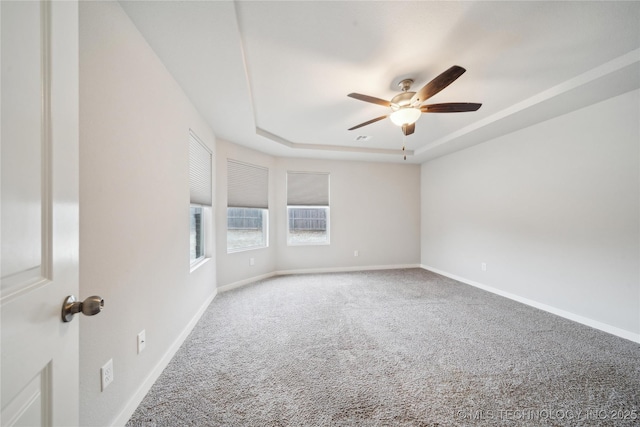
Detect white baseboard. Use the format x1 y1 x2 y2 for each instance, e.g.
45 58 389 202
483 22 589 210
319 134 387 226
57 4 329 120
111 290 217 426
276 263 421 276
421 264 640 344
217 272 277 293
218 264 421 294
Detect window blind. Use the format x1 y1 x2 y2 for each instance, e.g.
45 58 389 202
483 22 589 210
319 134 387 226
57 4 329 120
287 171 330 206
189 131 212 206
227 159 269 208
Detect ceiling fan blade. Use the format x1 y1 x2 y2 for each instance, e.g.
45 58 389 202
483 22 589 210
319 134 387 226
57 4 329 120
347 93 391 108
402 123 415 136
410 65 466 106
348 115 388 131
421 102 482 113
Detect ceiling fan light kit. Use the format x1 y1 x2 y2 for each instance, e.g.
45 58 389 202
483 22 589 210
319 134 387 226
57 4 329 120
347 65 482 153
390 107 422 126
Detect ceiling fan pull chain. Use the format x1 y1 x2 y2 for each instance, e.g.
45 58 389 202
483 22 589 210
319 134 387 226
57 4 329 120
402 134 406 161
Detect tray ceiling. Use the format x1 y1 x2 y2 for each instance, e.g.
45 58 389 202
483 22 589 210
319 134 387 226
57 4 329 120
119 1 640 163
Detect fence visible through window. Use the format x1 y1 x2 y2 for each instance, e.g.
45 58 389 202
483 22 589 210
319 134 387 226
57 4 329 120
287 206 329 244
190 206 204 262
227 207 267 252
288 208 327 231
228 208 263 230
286 171 329 245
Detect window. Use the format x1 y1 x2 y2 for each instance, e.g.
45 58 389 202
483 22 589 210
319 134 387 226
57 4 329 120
227 207 268 252
287 171 330 245
288 206 329 244
190 206 204 261
227 159 269 252
189 131 212 267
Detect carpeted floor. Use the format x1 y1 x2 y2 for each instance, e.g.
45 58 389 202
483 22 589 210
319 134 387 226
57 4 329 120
127 268 640 426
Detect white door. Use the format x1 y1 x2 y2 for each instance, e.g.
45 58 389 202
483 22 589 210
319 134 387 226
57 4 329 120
1 1 80 425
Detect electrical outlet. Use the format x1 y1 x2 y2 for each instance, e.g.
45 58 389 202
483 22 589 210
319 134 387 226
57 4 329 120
481 262 487 271
101 359 114 391
137 330 146 354
354 250 359 257
250 257 255 266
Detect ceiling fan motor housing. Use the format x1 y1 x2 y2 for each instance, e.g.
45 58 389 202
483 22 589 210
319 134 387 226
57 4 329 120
390 79 416 111
390 92 416 111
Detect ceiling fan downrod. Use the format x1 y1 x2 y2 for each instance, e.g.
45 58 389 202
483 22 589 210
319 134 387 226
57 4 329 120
398 79 413 92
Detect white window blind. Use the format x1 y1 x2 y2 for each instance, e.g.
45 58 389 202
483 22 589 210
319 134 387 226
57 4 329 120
227 159 269 208
189 131 212 206
287 171 330 206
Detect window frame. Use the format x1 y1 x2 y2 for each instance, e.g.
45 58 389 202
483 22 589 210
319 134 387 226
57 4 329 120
188 130 212 272
226 207 269 253
189 205 205 266
286 205 330 246
286 171 330 247
226 159 270 254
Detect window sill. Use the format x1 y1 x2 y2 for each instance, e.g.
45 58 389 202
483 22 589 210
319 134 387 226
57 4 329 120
227 245 268 254
190 256 211 273
287 241 330 247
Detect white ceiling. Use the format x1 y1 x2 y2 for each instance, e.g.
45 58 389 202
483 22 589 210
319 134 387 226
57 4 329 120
119 1 640 164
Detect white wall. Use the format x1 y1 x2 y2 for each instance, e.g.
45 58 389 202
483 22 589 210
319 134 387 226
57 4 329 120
79 2 216 425
421 89 640 340
215 142 421 289
275 158 421 273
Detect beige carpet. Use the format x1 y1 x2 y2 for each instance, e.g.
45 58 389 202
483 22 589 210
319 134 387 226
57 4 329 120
127 268 640 426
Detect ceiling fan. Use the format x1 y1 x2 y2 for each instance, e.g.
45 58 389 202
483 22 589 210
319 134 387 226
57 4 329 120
347 65 482 137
